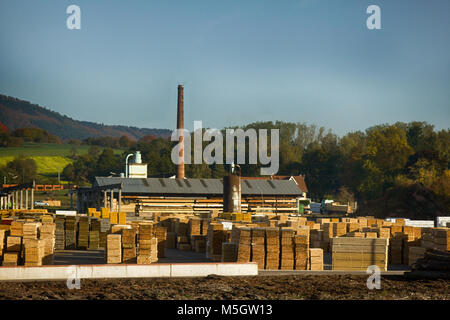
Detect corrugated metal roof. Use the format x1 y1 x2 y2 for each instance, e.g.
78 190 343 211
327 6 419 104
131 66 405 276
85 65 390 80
94 177 302 196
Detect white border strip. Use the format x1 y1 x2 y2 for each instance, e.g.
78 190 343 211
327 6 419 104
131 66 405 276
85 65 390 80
0 262 258 281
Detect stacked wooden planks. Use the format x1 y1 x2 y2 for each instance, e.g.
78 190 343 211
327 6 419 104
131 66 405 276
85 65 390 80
265 227 279 270
137 223 158 264
294 235 309 270
221 242 237 262
106 234 121 264
24 239 44 267
88 218 100 250
309 248 324 270
121 228 137 263
331 237 389 271
4 236 21 266
166 232 177 249
431 228 450 252
155 226 167 258
249 228 265 269
77 216 89 250
280 228 295 270
40 222 55 265
207 223 225 261
65 216 77 249
99 219 111 247
236 227 251 263
10 221 24 237
408 247 426 266
54 216 65 250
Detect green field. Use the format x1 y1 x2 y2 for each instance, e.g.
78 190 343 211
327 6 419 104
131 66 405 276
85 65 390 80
0 143 124 179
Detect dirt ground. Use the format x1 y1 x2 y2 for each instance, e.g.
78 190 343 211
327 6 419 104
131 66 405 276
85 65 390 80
0 274 448 300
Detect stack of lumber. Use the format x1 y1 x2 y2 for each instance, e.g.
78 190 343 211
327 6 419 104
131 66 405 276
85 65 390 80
166 232 177 249
347 231 365 238
221 242 237 262
408 247 426 266
118 212 127 225
431 228 449 252
347 222 360 234
65 216 77 249
0 229 5 253
365 232 378 238
294 235 309 270
210 229 228 261
401 226 420 264
236 227 251 263
121 228 137 263
110 211 118 224
111 224 131 234
3 251 19 266
137 223 158 264
54 216 65 250
89 219 100 250
310 230 327 250
101 207 110 219
331 237 389 271
106 234 122 264
192 235 206 253
201 219 209 236
23 222 40 240
189 218 202 236
77 216 90 249
177 235 191 251
41 215 53 223
175 219 189 237
10 221 24 237
40 223 55 265
155 226 167 258
6 236 22 252
24 239 44 266
207 223 224 260
99 219 111 247
412 248 450 271
378 227 390 239
265 227 279 270
390 230 404 265
280 228 295 270
251 228 265 269
309 248 323 270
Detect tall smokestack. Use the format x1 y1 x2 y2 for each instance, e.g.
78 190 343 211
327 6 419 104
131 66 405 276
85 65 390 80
176 84 185 179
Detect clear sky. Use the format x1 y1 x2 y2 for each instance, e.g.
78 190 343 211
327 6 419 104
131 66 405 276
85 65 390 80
0 0 449 135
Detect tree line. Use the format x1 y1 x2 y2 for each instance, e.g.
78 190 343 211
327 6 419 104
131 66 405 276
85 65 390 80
0 127 62 147
60 121 449 211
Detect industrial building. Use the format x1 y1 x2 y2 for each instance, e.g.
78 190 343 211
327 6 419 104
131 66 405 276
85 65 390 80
76 175 306 216
76 85 309 216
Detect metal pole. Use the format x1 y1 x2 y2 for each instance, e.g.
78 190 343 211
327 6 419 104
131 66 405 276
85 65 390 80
31 188 34 210
118 189 122 213
110 189 114 211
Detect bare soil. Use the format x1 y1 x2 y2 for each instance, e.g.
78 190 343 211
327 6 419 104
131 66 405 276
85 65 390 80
0 275 448 300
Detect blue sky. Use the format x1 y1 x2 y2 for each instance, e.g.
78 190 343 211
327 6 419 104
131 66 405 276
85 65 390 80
0 0 449 135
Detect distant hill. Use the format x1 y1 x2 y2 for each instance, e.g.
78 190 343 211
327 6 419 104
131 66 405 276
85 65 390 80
0 94 171 141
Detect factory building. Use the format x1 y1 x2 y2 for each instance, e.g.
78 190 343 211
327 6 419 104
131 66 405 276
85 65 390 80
76 176 305 216
76 85 308 216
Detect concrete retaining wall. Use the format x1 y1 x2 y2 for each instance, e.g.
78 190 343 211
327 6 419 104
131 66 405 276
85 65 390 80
0 262 258 281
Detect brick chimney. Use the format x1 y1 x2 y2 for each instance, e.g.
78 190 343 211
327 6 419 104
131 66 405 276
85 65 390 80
176 85 185 179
